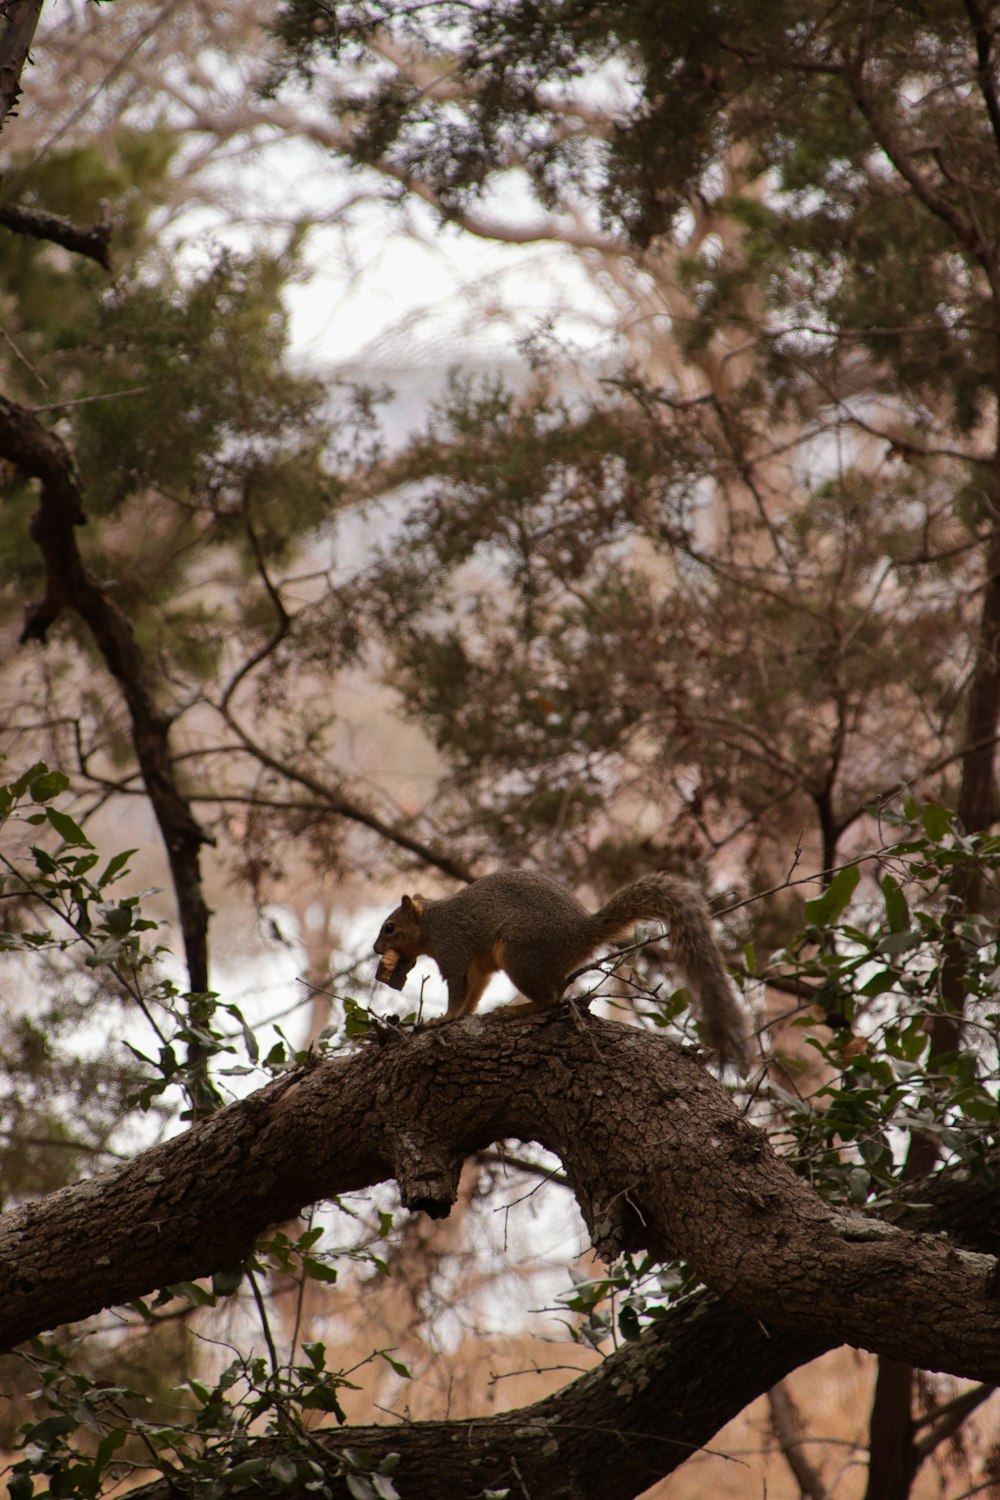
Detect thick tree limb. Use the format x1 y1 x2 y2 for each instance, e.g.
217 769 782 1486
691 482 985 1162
1 393 213 992
103 1071 1000 1500
126 1293 826 1500
1 1012 997 1379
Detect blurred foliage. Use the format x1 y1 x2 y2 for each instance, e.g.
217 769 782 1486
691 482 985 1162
3 0 1000 1492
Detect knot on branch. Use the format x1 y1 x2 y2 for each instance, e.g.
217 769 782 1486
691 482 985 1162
576 1178 658 1263
391 1131 463 1220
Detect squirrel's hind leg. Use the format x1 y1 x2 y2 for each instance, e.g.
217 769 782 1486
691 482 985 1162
498 952 564 1016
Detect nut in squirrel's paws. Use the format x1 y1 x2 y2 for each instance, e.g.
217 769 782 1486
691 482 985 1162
375 947 415 991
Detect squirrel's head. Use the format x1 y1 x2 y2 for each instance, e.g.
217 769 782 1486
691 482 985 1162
373 893 425 957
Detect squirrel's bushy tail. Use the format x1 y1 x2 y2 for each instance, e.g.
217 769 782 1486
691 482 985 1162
589 874 751 1073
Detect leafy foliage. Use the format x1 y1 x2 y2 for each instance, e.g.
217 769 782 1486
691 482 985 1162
5 0 1000 1493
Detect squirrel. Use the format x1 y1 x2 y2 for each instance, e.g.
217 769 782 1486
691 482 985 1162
373 870 751 1073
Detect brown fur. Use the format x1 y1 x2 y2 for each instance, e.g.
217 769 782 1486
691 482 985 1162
373 871 751 1072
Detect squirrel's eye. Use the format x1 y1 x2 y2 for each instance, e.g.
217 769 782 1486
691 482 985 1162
384 921 395 935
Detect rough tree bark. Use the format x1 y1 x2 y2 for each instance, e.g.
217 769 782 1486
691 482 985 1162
127 1293 828 1500
0 200 111 267
0 0 42 133
2 1011 997 1362
3 1011 998 1498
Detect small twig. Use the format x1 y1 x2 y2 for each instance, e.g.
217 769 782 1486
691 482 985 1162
32 386 148 413
248 1268 282 1382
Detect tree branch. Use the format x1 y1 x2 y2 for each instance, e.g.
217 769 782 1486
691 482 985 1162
0 199 111 267
0 0 42 134
846 66 993 279
124 1292 825 1500
218 700 476 883
1 1013 997 1379
4 1012 997 1500
963 0 1000 165
1 394 213 992
769 1379 831 1500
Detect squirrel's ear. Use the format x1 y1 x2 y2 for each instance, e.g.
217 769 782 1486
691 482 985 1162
401 894 425 917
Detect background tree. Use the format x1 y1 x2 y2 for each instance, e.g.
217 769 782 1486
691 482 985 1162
1 2 1000 1497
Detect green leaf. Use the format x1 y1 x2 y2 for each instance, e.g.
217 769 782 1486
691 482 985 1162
211 1266 245 1297
301 1384 347 1418
97 849 138 888
878 931 923 955
303 1255 338 1284
227 1457 269 1484
618 1303 641 1341
344 997 376 1037
29 769 70 803
95 1426 128 1468
899 1021 928 1062
270 1456 299 1486
102 904 134 937
860 968 896 997
11 761 48 796
380 1352 411 1379
22 1412 78 1444
84 937 125 968
166 1280 215 1307
921 803 953 840
31 846 58 875
45 806 93 848
881 874 909 933
225 1003 259 1063
804 865 860 925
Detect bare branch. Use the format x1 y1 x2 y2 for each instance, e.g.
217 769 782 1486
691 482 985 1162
768 1379 831 1500
0 198 111 267
219 700 477 883
963 0 1000 165
1 393 213 992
